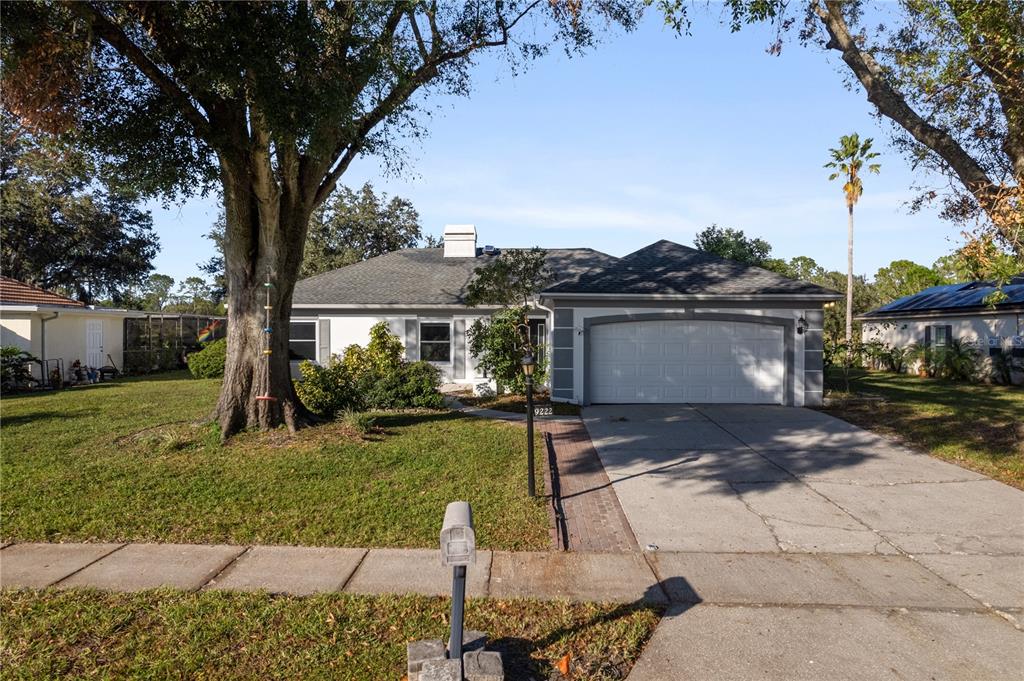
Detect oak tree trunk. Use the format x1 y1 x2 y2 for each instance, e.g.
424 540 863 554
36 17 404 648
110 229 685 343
213 158 316 438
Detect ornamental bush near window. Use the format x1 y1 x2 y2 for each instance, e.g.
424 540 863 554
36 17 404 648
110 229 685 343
294 359 358 417
296 321 443 415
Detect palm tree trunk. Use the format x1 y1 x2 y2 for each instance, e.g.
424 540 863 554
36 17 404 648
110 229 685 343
846 204 854 346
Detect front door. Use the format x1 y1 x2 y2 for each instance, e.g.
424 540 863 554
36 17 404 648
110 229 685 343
86 320 104 368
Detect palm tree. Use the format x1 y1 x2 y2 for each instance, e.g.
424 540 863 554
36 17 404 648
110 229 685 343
825 133 880 347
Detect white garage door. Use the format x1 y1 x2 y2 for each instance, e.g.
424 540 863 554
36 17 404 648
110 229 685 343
589 320 785 404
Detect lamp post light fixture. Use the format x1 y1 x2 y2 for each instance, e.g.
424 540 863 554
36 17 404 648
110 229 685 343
521 350 536 498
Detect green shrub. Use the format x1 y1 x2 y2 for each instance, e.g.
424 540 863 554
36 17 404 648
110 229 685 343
467 306 548 394
929 340 979 381
1 346 38 390
341 321 405 379
357 360 444 410
186 338 227 379
297 322 443 415
293 359 359 418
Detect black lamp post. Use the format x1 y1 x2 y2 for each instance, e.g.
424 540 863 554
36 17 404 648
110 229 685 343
521 350 536 498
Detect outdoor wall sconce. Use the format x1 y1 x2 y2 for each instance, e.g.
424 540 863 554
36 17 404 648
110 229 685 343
797 316 807 335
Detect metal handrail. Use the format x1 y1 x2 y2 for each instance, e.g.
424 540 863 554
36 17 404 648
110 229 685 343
545 431 569 551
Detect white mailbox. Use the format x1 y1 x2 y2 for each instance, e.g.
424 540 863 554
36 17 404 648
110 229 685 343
440 501 476 567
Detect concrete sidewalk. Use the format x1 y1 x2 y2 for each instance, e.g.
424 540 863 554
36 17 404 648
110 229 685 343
0 542 659 602
4 541 1021 679
3 541 1020 613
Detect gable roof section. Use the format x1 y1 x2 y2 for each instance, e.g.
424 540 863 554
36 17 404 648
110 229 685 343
543 240 840 298
0 277 85 307
292 247 617 306
860 275 1024 318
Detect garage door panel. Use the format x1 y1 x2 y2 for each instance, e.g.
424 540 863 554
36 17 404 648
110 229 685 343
639 364 662 379
591 320 784 405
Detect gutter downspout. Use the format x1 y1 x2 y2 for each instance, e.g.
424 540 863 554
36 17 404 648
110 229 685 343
40 311 59 384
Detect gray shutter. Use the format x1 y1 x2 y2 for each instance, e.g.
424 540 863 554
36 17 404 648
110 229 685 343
317 319 331 365
924 326 932 348
405 319 419 360
453 319 466 379
945 325 953 345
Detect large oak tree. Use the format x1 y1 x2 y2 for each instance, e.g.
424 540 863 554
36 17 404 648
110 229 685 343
2 1 638 436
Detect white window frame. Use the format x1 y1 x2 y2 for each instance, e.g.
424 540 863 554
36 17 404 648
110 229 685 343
419 319 453 365
933 325 950 347
289 318 319 362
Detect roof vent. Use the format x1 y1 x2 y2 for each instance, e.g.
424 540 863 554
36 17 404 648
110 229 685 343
443 224 477 258
482 245 499 256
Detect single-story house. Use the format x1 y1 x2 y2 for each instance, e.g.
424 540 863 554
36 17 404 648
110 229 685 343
0 277 228 382
0 276 143 381
291 225 841 407
859 275 1024 360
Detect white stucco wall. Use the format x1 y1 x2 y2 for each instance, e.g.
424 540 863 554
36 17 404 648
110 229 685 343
42 312 128 369
0 313 34 352
1 309 132 379
310 312 492 385
567 306 810 407
862 313 1023 351
327 315 403 356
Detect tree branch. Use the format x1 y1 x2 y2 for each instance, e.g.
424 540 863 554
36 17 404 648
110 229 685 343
814 1 1000 200
312 1 544 207
947 0 1024 182
68 2 214 143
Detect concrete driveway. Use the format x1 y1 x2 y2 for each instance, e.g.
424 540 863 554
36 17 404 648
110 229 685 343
582 404 1024 680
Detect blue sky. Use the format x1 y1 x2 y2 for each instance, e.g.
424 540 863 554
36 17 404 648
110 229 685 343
149 9 958 285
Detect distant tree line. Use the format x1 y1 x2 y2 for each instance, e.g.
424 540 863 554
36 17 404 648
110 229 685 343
692 224 1014 346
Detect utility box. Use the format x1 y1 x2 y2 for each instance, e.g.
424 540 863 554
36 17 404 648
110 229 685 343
440 501 476 567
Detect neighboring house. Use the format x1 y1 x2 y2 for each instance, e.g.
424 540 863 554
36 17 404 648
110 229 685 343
0 277 143 380
291 225 840 407
860 275 1024 363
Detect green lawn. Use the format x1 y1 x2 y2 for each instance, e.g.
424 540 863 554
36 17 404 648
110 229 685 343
824 369 1024 489
1 373 549 549
0 589 661 680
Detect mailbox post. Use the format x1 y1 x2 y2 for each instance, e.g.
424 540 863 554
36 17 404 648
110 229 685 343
409 501 502 681
440 501 476 675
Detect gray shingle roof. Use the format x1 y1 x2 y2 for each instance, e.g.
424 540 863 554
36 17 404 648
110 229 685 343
293 240 839 306
292 247 616 305
543 240 840 297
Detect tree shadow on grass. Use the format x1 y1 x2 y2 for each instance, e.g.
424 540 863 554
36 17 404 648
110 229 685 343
1 383 119 401
826 369 1023 458
0 410 98 428
488 577 698 680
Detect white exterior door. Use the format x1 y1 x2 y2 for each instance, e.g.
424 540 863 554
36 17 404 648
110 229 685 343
85 320 104 368
589 319 785 404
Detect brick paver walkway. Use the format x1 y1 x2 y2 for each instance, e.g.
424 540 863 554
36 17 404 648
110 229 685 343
540 419 638 553
445 398 638 553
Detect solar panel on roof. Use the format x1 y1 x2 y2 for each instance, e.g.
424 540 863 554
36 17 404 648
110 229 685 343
866 276 1024 316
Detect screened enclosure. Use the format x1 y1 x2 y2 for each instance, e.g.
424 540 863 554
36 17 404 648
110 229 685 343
123 314 226 374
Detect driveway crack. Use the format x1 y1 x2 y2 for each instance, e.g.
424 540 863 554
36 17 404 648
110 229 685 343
726 480 783 551
697 405 905 557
